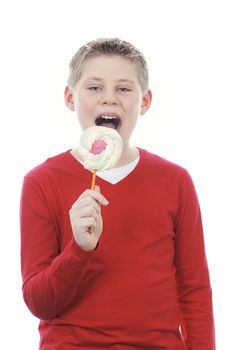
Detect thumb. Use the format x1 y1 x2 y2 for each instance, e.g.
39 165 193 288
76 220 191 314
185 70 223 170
94 185 101 193
93 185 109 206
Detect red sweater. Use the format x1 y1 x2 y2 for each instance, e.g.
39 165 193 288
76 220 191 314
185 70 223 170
20 148 215 349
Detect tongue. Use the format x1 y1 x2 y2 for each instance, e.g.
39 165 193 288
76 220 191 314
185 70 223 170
101 122 117 129
90 139 107 155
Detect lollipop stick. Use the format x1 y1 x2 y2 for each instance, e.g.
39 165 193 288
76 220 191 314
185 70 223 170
91 170 97 190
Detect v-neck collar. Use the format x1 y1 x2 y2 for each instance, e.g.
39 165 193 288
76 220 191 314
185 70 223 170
66 148 145 188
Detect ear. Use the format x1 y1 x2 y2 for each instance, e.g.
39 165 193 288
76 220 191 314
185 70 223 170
140 89 152 115
64 86 75 111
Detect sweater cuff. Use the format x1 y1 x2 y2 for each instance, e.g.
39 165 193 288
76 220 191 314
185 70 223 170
69 237 96 259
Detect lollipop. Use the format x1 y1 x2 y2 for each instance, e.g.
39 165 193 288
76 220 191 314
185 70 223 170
78 126 123 189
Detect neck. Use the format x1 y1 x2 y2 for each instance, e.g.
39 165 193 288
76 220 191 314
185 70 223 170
113 144 139 168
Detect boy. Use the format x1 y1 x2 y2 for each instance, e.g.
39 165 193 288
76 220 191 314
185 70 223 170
20 38 215 349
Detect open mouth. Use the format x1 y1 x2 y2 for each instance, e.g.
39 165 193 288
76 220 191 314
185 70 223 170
95 115 121 131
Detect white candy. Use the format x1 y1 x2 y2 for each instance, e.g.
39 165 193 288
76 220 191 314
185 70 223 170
78 126 123 171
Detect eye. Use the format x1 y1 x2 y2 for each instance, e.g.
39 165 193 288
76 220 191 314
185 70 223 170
88 86 101 92
118 87 131 92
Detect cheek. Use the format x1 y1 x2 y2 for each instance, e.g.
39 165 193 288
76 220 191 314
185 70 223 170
76 92 93 113
126 98 141 115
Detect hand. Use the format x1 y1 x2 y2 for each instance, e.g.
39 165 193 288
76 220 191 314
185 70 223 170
69 186 109 251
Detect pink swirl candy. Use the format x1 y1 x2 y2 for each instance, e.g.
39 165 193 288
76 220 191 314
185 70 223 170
90 140 107 155
78 126 123 171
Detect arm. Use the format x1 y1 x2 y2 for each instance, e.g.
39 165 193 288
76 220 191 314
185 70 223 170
174 170 215 349
20 176 100 320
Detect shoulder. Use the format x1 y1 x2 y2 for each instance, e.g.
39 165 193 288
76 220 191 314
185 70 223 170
140 148 188 177
139 148 196 193
139 148 198 203
23 150 73 185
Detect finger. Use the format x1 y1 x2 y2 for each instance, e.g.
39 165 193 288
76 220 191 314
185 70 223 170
77 205 99 221
71 196 101 213
77 216 97 233
76 189 109 206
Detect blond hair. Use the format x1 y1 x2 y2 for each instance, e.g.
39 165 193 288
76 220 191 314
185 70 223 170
67 38 149 92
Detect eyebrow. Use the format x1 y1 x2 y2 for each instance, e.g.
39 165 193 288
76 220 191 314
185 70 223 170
84 77 136 84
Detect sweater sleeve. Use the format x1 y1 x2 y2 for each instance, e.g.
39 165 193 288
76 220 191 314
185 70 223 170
174 170 215 349
20 176 94 321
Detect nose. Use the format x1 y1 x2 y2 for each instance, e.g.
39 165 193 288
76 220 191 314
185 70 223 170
101 89 118 105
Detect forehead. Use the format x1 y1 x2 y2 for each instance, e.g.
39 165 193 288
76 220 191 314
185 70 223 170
80 55 139 82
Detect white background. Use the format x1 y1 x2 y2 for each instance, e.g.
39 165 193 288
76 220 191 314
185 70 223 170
0 0 232 348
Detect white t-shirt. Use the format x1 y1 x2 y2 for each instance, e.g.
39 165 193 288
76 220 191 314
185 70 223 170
96 155 140 184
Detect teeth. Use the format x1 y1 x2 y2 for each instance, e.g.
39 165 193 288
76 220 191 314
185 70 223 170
95 115 120 129
100 115 118 120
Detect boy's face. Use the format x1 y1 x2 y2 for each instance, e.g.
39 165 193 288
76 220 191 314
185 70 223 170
65 55 152 146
